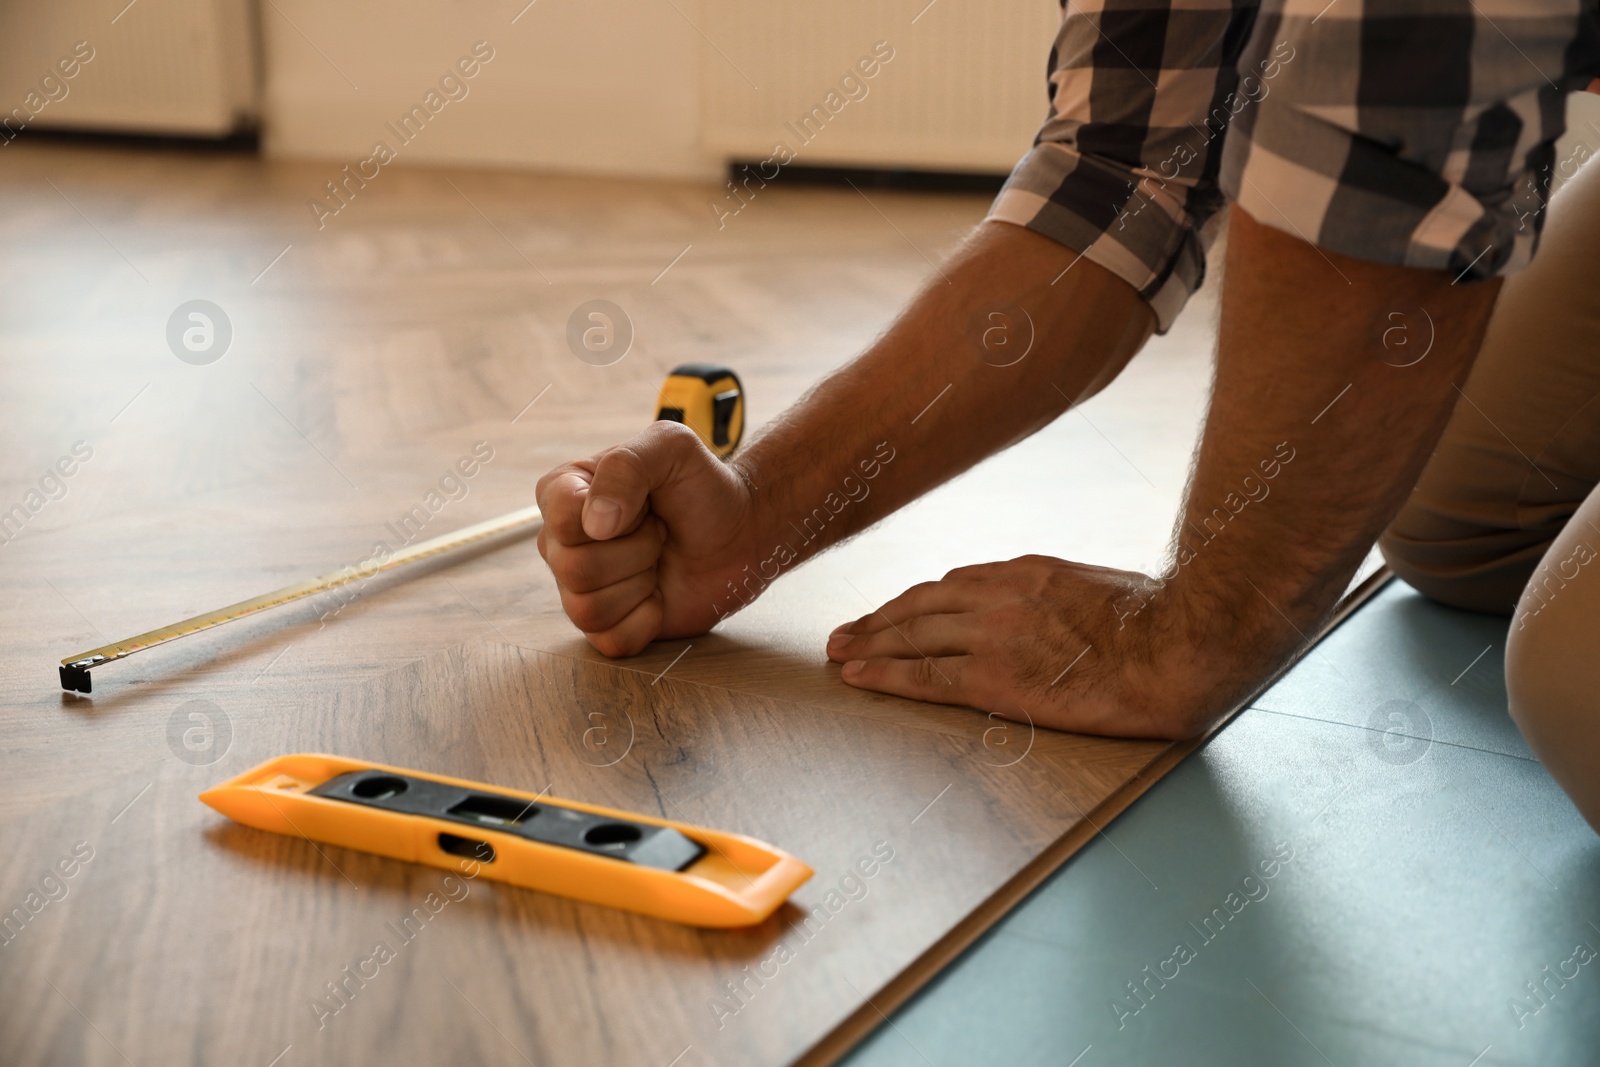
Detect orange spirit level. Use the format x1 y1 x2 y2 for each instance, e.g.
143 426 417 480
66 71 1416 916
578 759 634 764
201 753 811 927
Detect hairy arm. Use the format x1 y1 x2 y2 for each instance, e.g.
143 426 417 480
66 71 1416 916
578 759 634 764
732 219 1156 559
830 207 1503 737
1154 208 1502 718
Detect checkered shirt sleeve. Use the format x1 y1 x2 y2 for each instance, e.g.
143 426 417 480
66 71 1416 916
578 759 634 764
990 0 1600 333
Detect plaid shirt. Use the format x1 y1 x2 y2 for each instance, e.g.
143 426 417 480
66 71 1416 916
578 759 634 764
990 0 1600 332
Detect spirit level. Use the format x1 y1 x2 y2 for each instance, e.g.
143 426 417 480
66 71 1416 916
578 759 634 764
58 364 745 692
202 754 811 927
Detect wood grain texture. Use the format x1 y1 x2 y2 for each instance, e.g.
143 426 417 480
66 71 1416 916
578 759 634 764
0 138 1355 1066
797 566 1391 1067
2 643 1097 1066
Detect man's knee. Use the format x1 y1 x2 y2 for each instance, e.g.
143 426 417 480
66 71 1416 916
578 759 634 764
1377 527 1459 607
1505 540 1600 834
1378 524 1535 616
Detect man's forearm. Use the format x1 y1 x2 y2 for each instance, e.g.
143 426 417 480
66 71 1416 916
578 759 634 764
730 220 1156 562
1158 208 1503 714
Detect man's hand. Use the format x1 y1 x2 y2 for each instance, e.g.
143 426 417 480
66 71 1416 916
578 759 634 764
535 421 757 657
536 223 1155 659
825 556 1210 739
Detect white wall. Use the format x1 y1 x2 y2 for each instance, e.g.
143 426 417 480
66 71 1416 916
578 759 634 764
261 1 721 180
1555 91 1600 193
0 0 256 137
259 4 1600 189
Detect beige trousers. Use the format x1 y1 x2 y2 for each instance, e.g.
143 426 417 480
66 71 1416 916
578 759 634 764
1380 158 1600 832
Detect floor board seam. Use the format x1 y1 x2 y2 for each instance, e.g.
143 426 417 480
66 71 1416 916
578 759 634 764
797 567 1396 1065
1245 703 1539 764
510 639 1118 754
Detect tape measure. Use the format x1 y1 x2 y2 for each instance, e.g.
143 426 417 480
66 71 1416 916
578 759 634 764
655 363 744 459
59 364 746 692
202 753 811 926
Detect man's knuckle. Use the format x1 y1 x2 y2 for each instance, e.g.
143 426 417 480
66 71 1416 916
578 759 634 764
534 464 571 500
613 442 648 469
651 419 702 450
589 630 629 658
900 614 927 643
541 499 587 543
845 631 878 659
983 603 1027 634
912 657 945 689
563 594 611 632
563 552 607 591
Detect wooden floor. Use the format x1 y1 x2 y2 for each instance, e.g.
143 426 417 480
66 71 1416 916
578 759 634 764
0 139 1354 1066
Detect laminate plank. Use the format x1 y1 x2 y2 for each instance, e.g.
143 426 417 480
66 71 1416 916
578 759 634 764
0 138 1273 1067
0 643 1095 1067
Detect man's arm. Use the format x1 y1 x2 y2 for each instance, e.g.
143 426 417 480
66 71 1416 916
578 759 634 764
1165 210 1500 702
828 208 1503 737
536 220 1156 656
733 220 1155 557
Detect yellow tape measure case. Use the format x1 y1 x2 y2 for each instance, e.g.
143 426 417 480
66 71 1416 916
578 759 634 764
655 363 744 458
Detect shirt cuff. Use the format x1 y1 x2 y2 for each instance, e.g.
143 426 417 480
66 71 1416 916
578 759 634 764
987 141 1217 334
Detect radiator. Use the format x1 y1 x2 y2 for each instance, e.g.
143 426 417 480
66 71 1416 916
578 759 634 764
698 0 1059 173
0 0 258 138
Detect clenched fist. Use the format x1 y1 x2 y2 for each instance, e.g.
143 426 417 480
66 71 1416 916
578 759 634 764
536 421 760 656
